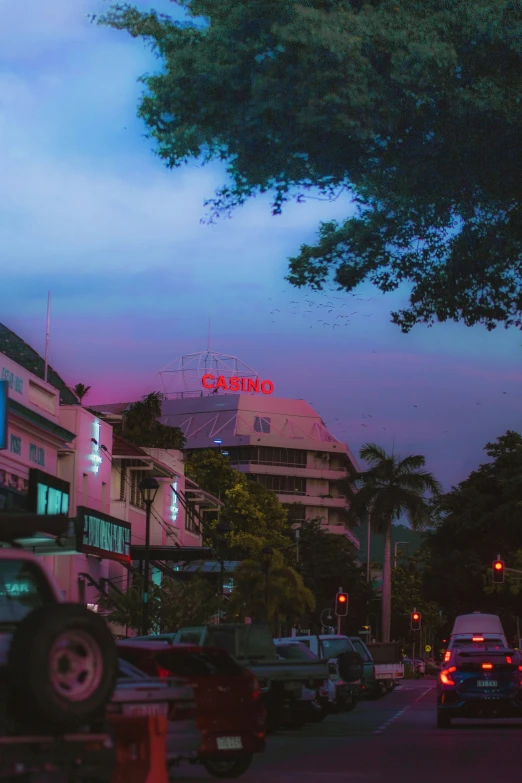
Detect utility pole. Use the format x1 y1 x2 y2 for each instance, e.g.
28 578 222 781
337 585 342 635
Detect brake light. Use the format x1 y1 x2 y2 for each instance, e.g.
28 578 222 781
481 663 493 670
157 666 171 678
444 651 451 662
472 637 484 642
506 656 512 664
440 666 456 686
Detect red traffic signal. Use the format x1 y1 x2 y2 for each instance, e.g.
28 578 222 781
411 611 421 631
335 592 349 617
492 559 505 583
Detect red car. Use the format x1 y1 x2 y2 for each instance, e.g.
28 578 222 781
117 640 266 779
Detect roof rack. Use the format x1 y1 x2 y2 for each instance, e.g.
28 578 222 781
0 514 70 545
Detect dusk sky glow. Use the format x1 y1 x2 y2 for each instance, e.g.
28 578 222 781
2 0 521 493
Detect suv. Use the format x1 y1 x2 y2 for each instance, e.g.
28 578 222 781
443 613 508 663
437 643 522 727
0 526 118 781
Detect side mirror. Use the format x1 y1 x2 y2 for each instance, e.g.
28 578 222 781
337 650 364 683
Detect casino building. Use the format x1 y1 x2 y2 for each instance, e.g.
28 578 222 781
100 350 360 548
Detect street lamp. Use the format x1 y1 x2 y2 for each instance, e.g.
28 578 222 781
394 541 410 569
139 475 160 636
261 546 273 621
216 519 232 601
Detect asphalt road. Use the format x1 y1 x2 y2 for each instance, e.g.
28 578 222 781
174 678 522 783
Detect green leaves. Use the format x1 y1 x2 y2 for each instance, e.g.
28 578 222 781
101 0 522 331
123 392 186 449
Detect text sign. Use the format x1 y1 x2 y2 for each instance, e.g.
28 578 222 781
1 368 23 395
28 469 70 516
202 374 274 395
76 506 131 563
0 381 6 450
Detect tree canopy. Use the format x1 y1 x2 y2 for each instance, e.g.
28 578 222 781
122 392 186 449
422 430 522 634
100 0 522 332
184 449 291 556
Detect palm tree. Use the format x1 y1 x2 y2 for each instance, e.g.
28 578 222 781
348 443 441 643
73 383 92 403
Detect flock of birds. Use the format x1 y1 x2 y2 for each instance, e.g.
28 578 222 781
268 287 376 329
265 287 519 442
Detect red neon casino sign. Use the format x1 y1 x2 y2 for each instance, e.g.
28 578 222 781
202 374 274 395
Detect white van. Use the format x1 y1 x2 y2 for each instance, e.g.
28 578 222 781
444 612 508 661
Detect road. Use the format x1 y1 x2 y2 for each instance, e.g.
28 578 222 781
174 679 521 782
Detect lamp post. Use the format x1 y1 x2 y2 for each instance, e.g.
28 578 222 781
139 476 160 637
261 546 273 622
216 519 231 622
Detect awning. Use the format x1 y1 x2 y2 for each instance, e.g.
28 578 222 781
0 513 77 554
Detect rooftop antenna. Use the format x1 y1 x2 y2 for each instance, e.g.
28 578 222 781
44 291 51 383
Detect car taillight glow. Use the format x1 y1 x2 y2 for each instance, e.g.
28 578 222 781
440 666 456 686
481 663 493 670
506 656 512 664
472 637 484 642
157 666 171 678
444 651 451 662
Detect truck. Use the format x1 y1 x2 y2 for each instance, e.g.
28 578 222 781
139 624 363 731
0 514 119 781
274 634 363 712
366 642 405 692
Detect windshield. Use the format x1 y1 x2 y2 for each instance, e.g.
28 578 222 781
0 559 55 627
320 638 355 658
276 643 319 662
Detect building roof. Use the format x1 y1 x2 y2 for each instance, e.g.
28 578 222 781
0 322 79 406
111 433 149 459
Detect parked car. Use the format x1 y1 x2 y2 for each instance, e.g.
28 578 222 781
274 634 363 712
349 637 382 698
112 658 201 765
117 640 266 779
274 641 331 724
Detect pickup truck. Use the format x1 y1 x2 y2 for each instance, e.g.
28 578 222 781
139 624 362 731
367 642 405 691
274 634 363 712
0 515 119 781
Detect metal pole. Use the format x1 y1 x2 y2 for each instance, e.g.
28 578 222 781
218 556 224 625
44 291 51 384
366 513 371 583
295 528 300 564
142 499 152 636
337 585 342 635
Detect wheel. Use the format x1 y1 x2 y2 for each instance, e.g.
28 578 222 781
202 754 254 779
340 691 357 713
8 603 117 731
437 711 451 729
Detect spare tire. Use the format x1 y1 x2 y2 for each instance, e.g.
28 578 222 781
337 650 363 683
8 603 117 731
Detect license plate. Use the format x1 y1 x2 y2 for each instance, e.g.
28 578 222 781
122 702 168 716
477 680 498 687
216 736 243 750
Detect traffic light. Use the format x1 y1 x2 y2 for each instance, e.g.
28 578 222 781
335 592 349 617
411 611 421 631
492 559 505 583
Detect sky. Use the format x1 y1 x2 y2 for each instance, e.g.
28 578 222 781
1 0 520 493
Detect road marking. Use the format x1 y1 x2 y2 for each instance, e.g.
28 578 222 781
372 686 434 735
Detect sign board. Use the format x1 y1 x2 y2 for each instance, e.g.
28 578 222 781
202 374 274 395
0 381 7 450
425 645 432 653
76 506 131 563
28 469 70 516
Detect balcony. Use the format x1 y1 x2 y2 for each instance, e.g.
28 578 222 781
275 494 347 508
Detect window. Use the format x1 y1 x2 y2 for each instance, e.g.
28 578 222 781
276 643 318 661
351 639 372 662
284 504 306 524
254 416 271 434
226 446 307 468
185 504 199 534
0 560 55 626
82 473 89 506
249 474 306 495
129 470 147 510
156 649 245 677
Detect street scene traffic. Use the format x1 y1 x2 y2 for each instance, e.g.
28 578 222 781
1 0 522 781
